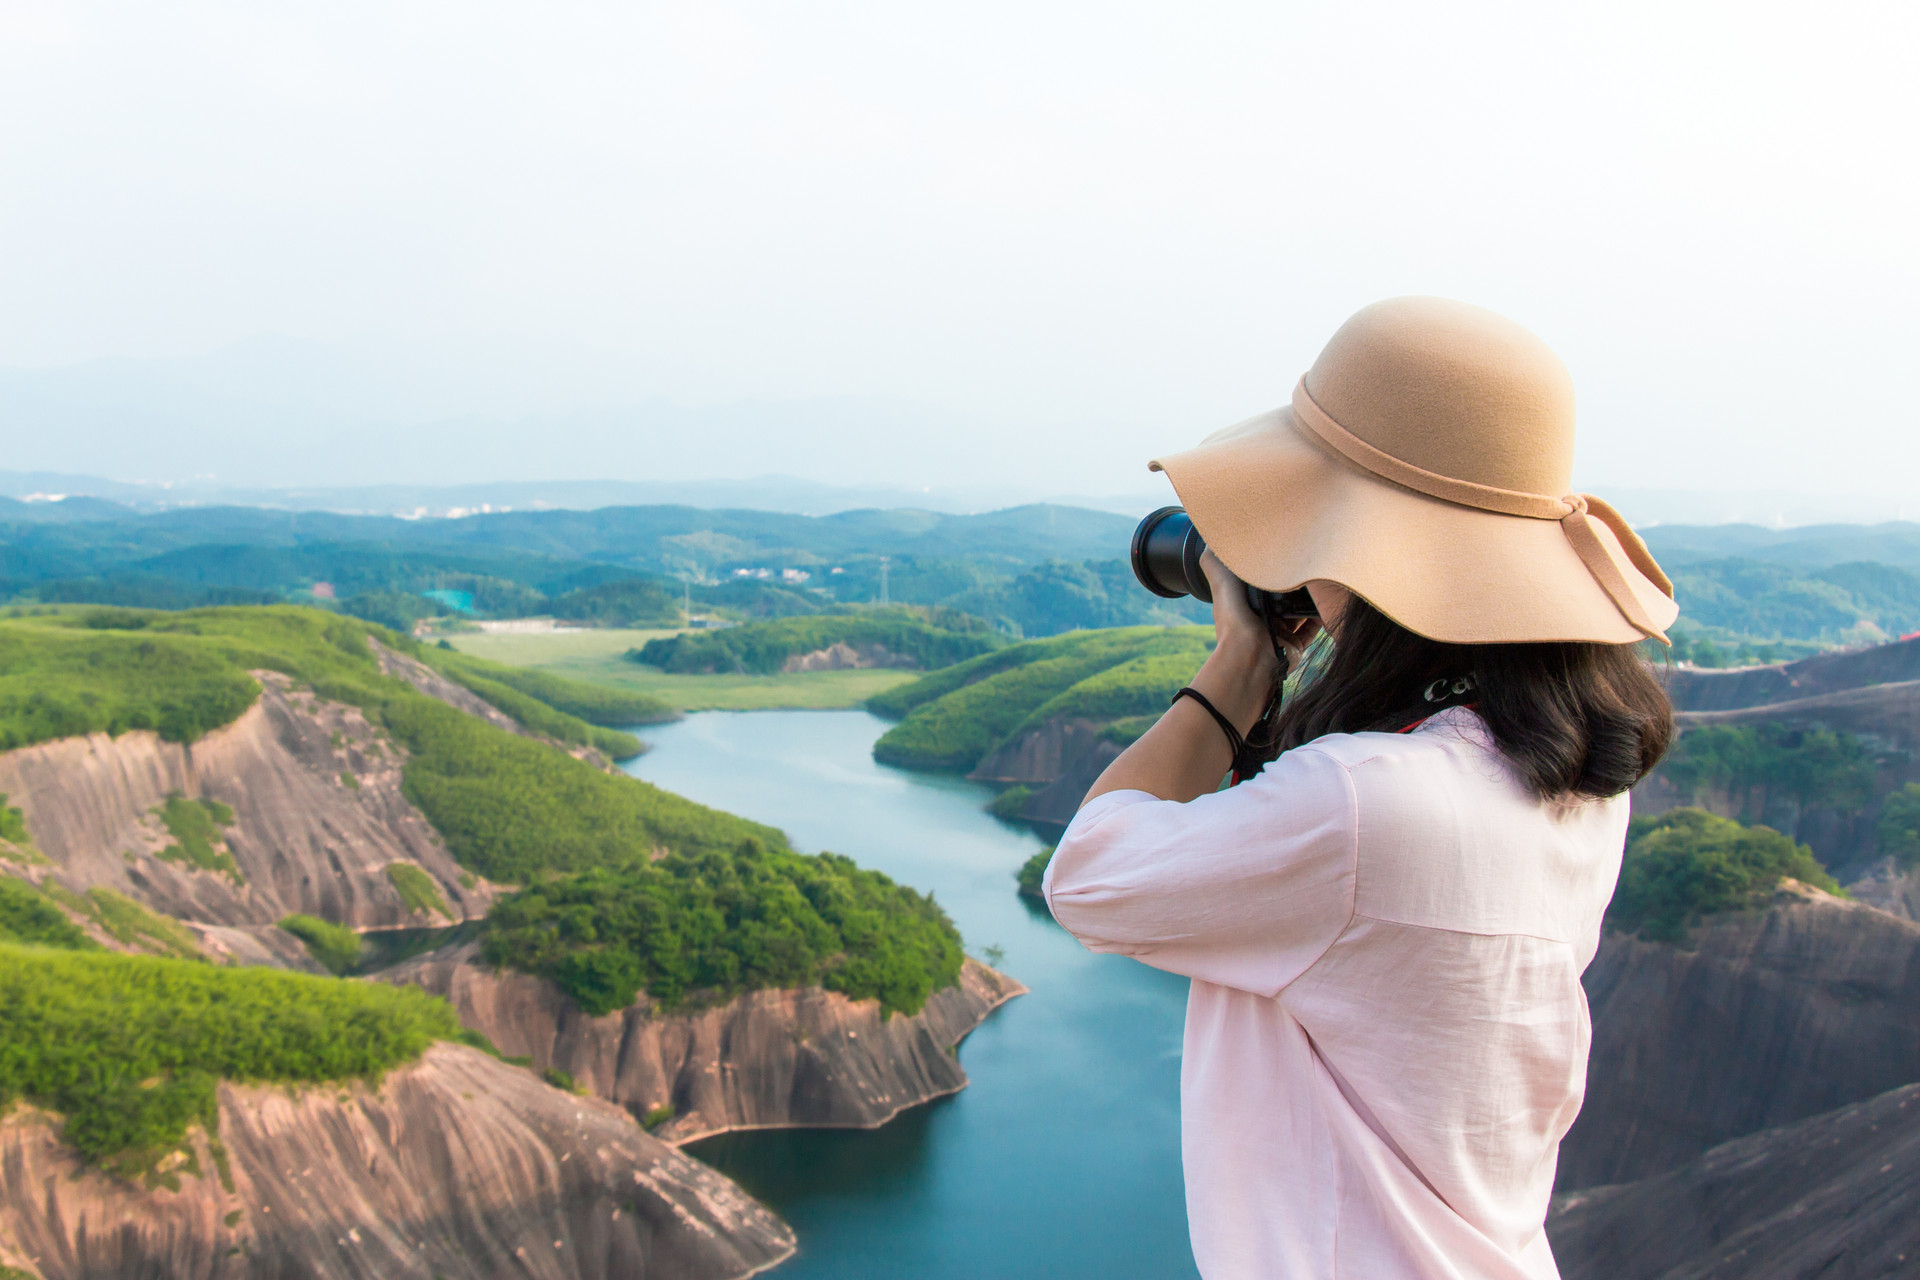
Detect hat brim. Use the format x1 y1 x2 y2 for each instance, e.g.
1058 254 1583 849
1150 407 1678 645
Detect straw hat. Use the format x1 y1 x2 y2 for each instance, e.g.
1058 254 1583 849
1149 297 1678 645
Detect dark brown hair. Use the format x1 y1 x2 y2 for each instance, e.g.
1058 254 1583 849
1272 596 1674 800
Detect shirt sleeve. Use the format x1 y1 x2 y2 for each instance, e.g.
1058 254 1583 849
1041 744 1358 997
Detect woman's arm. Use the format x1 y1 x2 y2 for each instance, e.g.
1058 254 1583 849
1081 552 1321 806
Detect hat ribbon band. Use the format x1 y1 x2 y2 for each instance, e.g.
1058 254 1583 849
1291 379 1673 641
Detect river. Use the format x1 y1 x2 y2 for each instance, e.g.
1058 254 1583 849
622 709 1200 1280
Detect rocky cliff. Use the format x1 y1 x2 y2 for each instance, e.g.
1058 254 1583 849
383 943 1026 1143
1561 882 1920 1190
970 718 1120 829
1549 1081 1920 1280
0 673 491 933
0 1042 794 1280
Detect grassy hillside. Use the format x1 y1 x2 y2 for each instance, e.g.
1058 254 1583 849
447 627 916 711
0 933 461 1178
0 608 777 881
870 627 1213 773
633 609 1004 675
482 838 963 1018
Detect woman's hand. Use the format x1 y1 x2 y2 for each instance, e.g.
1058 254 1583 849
1076 553 1324 807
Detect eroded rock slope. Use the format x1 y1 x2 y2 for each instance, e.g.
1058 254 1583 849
0 1043 794 1280
383 943 1026 1143
0 674 490 932
1561 882 1920 1189
1549 1082 1920 1280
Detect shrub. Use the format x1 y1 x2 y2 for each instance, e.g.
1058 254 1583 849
1607 808 1839 943
1016 847 1054 899
0 793 38 860
0 943 459 1175
1878 783 1920 867
990 786 1035 822
0 876 97 949
385 863 451 921
154 793 241 883
279 913 364 975
43 885 201 959
480 838 964 1018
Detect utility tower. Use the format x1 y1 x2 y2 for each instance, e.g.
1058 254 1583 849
878 556 890 606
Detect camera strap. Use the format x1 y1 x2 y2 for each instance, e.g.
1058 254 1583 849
1171 671 1287 786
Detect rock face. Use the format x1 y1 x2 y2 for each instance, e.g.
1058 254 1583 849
0 1042 794 1280
779 642 917 673
0 675 491 932
373 642 530 738
383 944 1027 1143
1549 1082 1920 1280
1561 884 1920 1190
1663 636 1920 712
970 718 1120 829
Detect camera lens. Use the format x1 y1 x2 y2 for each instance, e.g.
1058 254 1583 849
1131 506 1210 601
1129 506 1319 621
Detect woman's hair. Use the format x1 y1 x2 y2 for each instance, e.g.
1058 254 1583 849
1271 596 1674 800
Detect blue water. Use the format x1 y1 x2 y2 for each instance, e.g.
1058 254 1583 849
422 588 475 613
622 710 1200 1280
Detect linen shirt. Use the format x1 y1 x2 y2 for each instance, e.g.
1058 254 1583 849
1043 708 1626 1280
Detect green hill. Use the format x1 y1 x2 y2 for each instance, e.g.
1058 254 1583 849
633 608 1004 675
1607 808 1839 943
869 627 1214 773
481 839 962 1018
0 916 463 1179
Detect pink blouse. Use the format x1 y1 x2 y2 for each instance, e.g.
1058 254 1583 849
1043 708 1626 1279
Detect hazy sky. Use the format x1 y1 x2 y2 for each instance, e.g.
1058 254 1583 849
1 1 1915 497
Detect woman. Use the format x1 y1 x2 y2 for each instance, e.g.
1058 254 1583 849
1044 297 1677 1279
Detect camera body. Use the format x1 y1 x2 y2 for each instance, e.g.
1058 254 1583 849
1130 506 1318 621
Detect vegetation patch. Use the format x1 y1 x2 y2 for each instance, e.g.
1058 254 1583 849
633 608 1003 676
990 786 1035 822
1656 723 1877 817
481 838 964 1018
427 646 675 736
153 793 242 883
43 884 201 958
0 941 459 1177
1016 847 1054 899
0 617 260 749
1878 783 1920 868
385 863 451 921
871 627 1211 773
279 914 364 975
0 876 98 949
0 793 44 864
1606 808 1840 943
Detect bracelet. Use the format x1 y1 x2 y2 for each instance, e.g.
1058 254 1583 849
1171 686 1247 764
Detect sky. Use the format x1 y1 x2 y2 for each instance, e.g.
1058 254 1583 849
1 0 1916 501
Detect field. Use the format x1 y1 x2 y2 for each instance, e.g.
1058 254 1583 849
446 628 918 711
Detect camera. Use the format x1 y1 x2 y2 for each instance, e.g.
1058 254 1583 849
1130 506 1318 621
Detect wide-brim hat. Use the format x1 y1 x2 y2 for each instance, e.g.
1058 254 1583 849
1150 297 1678 645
